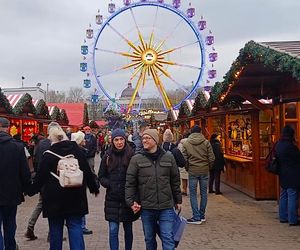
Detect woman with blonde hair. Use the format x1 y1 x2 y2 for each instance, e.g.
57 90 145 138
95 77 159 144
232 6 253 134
28 123 99 250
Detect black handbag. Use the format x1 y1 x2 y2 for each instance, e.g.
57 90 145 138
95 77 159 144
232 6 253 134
266 156 280 175
265 142 280 175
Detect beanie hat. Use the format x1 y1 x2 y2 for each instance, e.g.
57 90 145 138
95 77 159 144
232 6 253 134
142 129 159 144
71 131 85 145
163 129 174 143
282 125 294 139
0 117 10 128
112 128 126 140
191 125 201 134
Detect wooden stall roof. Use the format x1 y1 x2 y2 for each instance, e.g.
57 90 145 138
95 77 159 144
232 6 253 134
260 41 300 58
208 40 300 110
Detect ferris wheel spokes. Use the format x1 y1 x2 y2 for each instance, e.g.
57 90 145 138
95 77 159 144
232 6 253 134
127 68 146 113
150 67 172 110
107 23 142 54
155 18 184 52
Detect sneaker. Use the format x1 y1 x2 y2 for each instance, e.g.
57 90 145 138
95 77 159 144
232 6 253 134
24 228 38 240
82 228 93 235
187 218 202 225
201 218 206 223
208 190 215 193
215 192 223 195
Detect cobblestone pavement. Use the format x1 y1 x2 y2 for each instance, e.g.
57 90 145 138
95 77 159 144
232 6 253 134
15 155 300 250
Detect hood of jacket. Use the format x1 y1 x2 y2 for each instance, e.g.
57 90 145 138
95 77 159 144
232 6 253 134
0 131 12 144
187 133 206 145
49 140 78 155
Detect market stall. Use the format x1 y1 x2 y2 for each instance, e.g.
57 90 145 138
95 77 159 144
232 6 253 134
205 40 300 200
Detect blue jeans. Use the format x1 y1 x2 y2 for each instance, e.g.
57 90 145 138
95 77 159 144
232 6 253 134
279 188 299 224
48 215 84 250
141 209 175 250
0 205 17 250
189 174 208 220
109 221 133 250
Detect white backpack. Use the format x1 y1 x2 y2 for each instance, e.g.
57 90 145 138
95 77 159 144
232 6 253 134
45 150 83 188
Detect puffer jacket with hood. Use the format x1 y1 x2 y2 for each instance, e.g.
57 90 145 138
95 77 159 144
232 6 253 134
182 132 215 175
0 131 31 206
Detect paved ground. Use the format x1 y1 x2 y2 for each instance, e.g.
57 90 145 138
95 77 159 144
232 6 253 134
15 155 300 250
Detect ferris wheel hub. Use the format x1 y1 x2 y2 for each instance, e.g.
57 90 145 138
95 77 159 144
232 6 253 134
142 49 158 65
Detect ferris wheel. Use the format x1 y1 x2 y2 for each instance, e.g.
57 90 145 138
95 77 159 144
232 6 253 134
80 0 217 115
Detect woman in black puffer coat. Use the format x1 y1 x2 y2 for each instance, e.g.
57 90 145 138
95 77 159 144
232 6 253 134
275 125 300 225
98 128 136 250
209 134 225 195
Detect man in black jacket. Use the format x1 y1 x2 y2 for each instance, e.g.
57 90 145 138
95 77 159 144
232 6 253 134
0 117 31 249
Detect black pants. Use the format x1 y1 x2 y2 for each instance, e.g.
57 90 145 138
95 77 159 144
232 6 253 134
209 169 222 193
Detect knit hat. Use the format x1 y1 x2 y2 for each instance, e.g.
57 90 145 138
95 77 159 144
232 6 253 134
71 131 85 145
282 125 294 139
0 117 10 128
163 129 174 143
191 125 201 134
142 129 159 144
112 128 126 140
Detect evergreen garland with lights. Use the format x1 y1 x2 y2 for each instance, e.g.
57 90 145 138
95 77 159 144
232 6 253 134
209 40 300 106
60 109 69 125
191 91 208 115
13 93 37 115
0 88 13 113
178 101 190 119
51 106 61 121
35 99 50 119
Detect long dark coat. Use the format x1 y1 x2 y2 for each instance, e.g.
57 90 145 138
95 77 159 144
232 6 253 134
27 140 99 218
275 137 300 188
98 146 137 222
0 132 31 206
210 139 225 171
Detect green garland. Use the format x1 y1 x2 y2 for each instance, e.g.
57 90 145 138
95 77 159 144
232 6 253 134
191 91 208 115
60 109 69 125
35 99 50 119
51 106 61 121
83 103 89 126
0 88 13 113
178 101 190 118
13 93 37 115
209 40 300 106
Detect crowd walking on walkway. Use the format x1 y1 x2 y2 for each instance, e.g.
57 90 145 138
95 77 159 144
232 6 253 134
1 116 300 250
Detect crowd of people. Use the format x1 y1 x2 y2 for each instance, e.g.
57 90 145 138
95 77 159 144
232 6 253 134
1 115 300 250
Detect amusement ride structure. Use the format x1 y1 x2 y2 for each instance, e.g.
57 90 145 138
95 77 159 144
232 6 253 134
80 0 217 119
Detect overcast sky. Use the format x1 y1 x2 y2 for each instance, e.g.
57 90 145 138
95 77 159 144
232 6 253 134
1 0 299 99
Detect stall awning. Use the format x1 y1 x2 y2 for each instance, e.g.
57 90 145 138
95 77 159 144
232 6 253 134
47 103 85 127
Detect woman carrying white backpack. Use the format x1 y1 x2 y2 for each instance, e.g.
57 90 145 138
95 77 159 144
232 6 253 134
27 124 99 250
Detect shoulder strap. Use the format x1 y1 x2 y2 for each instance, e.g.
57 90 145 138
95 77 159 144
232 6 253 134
45 150 64 159
266 141 278 159
45 150 75 159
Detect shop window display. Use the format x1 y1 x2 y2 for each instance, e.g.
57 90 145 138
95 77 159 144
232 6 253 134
259 111 275 158
227 114 252 158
